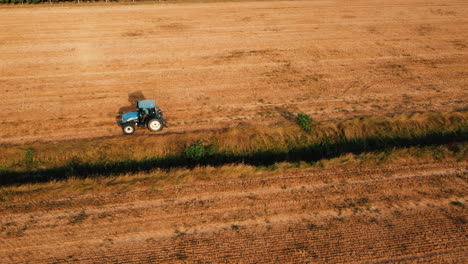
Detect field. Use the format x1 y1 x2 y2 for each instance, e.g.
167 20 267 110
0 0 467 144
0 0 467 263
1 159 467 263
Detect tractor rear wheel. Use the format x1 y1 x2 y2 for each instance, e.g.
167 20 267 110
122 124 135 135
147 119 163 132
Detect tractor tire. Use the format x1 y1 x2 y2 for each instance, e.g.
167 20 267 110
147 118 163 132
122 124 135 135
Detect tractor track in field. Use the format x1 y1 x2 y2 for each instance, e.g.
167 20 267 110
1 162 466 263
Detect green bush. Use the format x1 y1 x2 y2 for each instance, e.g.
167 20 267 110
184 141 214 161
296 113 313 133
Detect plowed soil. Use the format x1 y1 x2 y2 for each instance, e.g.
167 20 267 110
1 162 467 263
1 0 467 144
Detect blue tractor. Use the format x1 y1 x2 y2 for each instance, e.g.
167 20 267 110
117 99 166 135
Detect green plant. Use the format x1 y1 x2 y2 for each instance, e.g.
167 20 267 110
184 141 214 161
24 149 35 169
296 113 313 133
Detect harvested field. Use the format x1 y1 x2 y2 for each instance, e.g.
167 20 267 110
1 162 467 263
0 0 467 144
1 0 467 262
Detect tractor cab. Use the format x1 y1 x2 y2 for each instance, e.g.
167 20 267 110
118 99 166 135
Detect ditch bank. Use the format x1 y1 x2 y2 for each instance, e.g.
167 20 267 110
1 111 466 186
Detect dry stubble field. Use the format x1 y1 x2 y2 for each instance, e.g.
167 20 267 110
1 0 467 263
0 0 467 144
0 162 467 262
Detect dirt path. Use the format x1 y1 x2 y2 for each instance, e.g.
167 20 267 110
1 162 466 262
1 0 467 144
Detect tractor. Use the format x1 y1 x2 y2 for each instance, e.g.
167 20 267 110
117 99 166 135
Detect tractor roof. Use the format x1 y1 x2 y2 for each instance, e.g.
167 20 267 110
137 99 156 109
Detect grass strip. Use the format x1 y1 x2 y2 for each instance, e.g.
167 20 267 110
1 143 466 204
0 111 466 186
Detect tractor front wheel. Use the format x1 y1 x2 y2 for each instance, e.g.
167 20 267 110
122 124 135 135
147 119 163 132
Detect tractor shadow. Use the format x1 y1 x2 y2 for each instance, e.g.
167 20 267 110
116 91 146 121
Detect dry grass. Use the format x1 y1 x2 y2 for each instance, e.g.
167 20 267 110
1 111 466 173
1 142 465 205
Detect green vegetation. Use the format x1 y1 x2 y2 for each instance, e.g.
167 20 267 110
24 149 35 169
296 113 313 132
184 141 214 161
0 111 466 186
